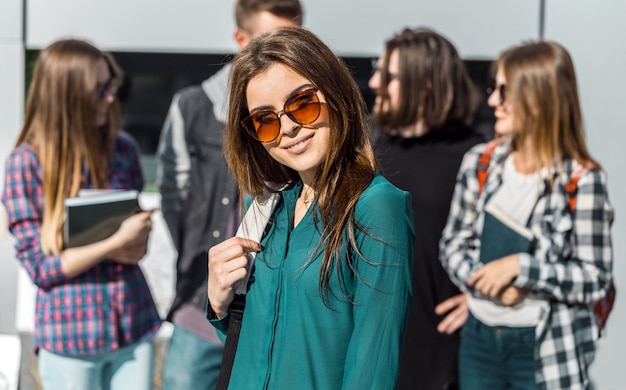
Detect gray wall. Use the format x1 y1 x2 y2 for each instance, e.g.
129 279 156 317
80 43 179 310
24 0 540 58
545 2 626 388
1 1 624 389
0 0 23 337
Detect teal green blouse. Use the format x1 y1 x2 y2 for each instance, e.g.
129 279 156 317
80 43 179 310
210 174 414 389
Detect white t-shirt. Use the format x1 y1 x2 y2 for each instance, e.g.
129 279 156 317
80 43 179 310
469 155 550 327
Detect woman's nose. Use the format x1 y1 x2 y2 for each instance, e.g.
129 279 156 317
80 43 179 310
279 112 299 137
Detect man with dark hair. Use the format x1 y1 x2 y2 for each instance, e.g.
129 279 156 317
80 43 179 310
370 27 485 390
156 1 303 388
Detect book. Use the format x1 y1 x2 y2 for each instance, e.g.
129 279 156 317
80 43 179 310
64 189 139 248
479 203 535 264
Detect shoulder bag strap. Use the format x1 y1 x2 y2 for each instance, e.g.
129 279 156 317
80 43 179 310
477 139 501 194
216 192 280 390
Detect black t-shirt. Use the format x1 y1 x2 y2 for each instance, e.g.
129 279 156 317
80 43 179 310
373 124 485 390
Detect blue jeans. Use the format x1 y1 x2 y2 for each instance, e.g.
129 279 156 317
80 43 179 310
459 313 537 390
162 325 224 390
38 339 154 390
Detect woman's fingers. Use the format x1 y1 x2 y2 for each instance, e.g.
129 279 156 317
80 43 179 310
211 254 249 285
210 237 262 259
435 293 469 334
435 293 466 315
207 237 263 318
468 255 521 298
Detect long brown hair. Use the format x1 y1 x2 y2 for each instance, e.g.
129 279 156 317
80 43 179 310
17 39 122 254
497 41 597 170
374 27 477 131
225 27 378 300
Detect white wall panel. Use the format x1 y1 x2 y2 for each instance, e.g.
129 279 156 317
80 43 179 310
307 0 540 58
0 0 23 335
26 0 238 53
0 0 22 41
26 0 539 58
545 1 626 389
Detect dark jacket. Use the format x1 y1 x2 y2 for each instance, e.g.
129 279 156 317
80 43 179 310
156 64 238 319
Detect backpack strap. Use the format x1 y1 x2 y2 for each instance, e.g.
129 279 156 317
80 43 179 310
477 139 502 194
216 192 280 390
565 161 600 212
564 164 588 213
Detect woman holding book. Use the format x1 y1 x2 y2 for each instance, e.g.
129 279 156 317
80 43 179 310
206 27 414 389
1 39 160 389
439 41 614 389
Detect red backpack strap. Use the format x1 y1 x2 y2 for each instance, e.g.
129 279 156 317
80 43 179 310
565 161 599 213
477 139 501 194
565 165 586 213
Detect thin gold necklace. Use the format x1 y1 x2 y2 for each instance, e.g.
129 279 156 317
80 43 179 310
301 189 314 205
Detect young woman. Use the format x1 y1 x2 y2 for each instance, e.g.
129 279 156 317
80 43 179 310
206 27 414 389
1 39 160 389
369 27 485 390
440 41 614 389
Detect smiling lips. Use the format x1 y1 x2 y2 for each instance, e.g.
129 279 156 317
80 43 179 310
284 134 313 154
494 107 507 121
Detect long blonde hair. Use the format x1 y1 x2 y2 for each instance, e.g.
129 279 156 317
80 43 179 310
498 41 597 171
17 39 121 254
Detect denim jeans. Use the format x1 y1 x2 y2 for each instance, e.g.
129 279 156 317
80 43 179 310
38 339 154 390
459 313 537 390
162 325 224 390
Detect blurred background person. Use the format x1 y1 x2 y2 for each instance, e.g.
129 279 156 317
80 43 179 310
369 27 485 390
440 40 614 389
1 39 159 390
155 1 303 389
207 27 413 389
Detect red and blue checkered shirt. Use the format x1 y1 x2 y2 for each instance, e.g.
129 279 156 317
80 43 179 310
2 132 161 356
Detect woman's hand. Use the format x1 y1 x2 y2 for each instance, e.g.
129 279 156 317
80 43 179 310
467 254 521 298
60 209 156 277
498 286 528 306
108 209 156 265
207 237 262 320
434 293 469 334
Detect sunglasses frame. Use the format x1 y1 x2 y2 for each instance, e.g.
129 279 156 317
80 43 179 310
371 58 399 82
97 77 119 101
486 80 506 106
242 87 321 143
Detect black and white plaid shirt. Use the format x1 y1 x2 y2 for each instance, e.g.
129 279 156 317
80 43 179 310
440 140 614 389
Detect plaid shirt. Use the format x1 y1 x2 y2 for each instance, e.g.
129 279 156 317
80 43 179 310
440 140 614 390
2 132 161 356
